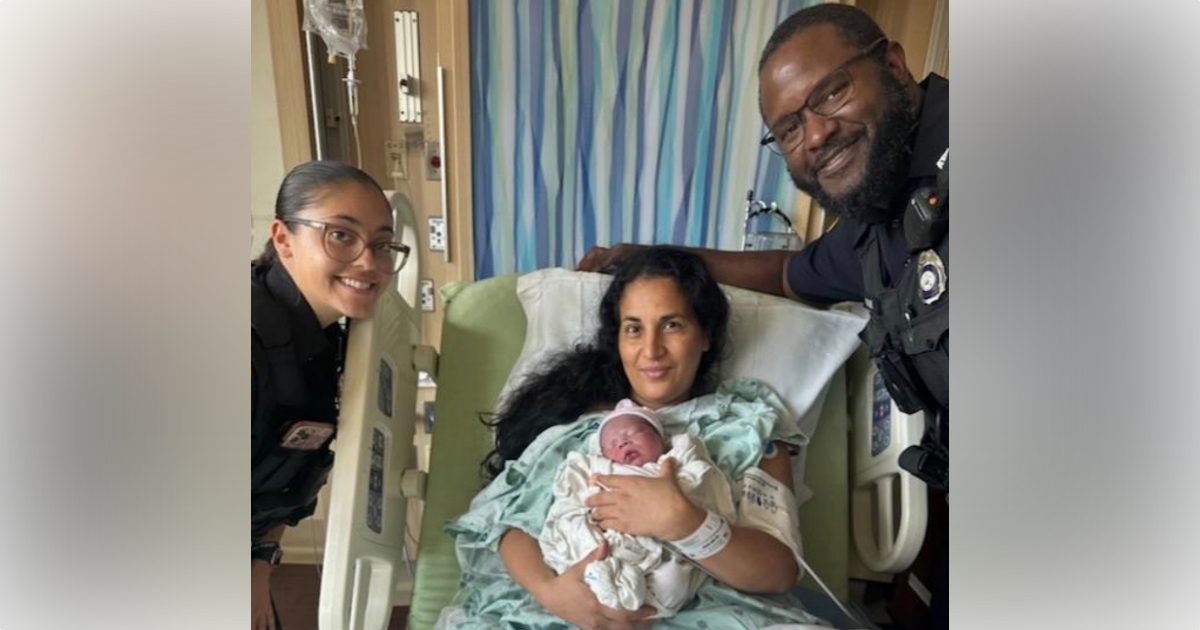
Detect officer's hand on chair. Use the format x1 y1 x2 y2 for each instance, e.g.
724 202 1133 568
535 540 654 630
576 244 642 273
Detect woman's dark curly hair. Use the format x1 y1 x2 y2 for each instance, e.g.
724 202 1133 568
481 247 730 478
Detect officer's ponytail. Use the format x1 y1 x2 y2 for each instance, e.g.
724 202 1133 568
253 160 387 267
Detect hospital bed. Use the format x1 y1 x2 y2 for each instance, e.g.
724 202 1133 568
316 256 929 630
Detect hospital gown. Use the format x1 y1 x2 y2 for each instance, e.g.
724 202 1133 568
538 434 737 617
437 377 832 630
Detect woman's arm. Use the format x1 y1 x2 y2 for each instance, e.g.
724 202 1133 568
497 528 559 596
498 528 653 630
587 441 800 594
688 445 799 593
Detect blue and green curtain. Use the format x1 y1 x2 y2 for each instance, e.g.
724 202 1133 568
470 0 814 278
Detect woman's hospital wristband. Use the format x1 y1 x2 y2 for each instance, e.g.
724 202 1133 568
669 510 731 560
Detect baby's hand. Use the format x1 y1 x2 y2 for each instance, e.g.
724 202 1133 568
589 474 613 491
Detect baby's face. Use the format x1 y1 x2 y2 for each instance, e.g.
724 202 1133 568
599 415 665 466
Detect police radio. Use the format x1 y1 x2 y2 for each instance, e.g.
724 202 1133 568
904 156 947 253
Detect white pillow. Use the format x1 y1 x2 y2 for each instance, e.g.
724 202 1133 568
500 268 868 441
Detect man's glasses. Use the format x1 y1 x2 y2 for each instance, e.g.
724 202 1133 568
283 218 411 274
760 37 888 156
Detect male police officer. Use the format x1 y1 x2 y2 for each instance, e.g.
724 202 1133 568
580 5 947 483
577 5 948 627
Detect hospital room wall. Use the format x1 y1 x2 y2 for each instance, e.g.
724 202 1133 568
251 0 311 258
328 0 475 354
250 0 283 247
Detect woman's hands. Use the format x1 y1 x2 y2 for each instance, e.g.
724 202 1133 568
251 561 275 630
585 458 706 540
532 540 654 630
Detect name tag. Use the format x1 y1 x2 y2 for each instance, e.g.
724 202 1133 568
279 421 335 450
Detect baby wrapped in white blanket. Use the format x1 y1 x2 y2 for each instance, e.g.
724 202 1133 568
537 400 737 617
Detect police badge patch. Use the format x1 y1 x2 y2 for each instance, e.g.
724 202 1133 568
917 249 947 304
279 420 335 450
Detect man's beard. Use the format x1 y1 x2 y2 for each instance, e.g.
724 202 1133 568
789 71 917 223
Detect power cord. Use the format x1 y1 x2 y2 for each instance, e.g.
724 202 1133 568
796 554 872 630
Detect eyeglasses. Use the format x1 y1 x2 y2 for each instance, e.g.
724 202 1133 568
760 37 888 156
283 218 411 274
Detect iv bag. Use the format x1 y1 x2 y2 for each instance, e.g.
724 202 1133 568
302 0 367 61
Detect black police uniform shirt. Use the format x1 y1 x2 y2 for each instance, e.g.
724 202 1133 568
785 73 949 407
785 74 947 304
251 262 345 529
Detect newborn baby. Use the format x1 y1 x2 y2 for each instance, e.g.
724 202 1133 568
537 399 737 617
597 399 668 466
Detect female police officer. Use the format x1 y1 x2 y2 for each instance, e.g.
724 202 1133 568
251 160 409 630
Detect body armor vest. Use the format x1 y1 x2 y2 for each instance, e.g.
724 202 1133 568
858 157 949 489
251 277 338 537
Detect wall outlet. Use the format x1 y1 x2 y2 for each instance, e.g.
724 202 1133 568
427 216 446 252
419 279 435 312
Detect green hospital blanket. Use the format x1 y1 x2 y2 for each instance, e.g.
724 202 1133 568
439 377 831 629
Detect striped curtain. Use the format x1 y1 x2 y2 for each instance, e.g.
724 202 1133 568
470 0 814 278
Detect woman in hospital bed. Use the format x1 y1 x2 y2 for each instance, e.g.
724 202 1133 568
438 247 832 630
